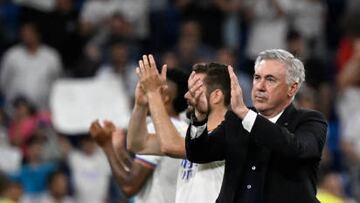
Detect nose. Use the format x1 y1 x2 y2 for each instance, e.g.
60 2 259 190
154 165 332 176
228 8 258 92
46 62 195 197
254 79 266 91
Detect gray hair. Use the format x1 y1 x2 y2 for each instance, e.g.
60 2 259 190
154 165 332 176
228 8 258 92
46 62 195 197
254 49 305 87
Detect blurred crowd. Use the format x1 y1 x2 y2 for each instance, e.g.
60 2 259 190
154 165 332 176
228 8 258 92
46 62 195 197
0 0 360 202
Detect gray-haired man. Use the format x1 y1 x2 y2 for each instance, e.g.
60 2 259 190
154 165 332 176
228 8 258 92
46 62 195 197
185 49 328 203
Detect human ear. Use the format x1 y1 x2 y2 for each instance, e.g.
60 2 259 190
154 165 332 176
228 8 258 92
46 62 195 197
288 83 298 97
211 89 224 105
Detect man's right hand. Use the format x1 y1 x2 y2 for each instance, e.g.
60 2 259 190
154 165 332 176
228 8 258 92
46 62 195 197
185 71 208 121
89 120 116 147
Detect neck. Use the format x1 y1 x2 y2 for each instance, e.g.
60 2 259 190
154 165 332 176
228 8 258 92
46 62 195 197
207 105 227 131
26 44 39 54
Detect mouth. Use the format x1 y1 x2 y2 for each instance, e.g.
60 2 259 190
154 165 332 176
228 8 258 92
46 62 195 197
254 95 267 102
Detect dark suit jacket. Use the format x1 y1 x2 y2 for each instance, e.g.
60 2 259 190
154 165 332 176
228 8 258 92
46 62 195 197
185 104 327 203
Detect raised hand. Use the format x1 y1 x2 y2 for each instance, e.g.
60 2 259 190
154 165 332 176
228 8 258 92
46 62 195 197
134 82 148 107
185 71 209 120
136 54 167 94
89 120 116 147
228 65 248 118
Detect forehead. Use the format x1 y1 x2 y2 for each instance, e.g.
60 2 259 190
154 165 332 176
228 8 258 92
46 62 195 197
255 59 286 77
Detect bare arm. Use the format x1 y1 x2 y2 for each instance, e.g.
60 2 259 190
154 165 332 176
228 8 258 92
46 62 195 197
126 75 163 155
147 90 186 158
127 101 162 155
89 121 154 197
137 54 186 158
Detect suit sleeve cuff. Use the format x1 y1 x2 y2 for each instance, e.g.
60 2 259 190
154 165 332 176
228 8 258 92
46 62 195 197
242 110 257 133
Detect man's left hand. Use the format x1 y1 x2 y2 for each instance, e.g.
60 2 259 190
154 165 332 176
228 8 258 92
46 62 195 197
228 65 249 118
136 54 167 94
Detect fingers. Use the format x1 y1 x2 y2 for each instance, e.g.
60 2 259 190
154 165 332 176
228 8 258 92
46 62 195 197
104 120 116 132
189 78 203 96
228 65 241 92
188 72 198 89
148 54 159 73
228 65 239 85
89 120 100 133
89 120 104 139
161 64 167 81
138 54 161 78
184 84 205 106
142 55 150 72
139 60 145 72
193 85 205 102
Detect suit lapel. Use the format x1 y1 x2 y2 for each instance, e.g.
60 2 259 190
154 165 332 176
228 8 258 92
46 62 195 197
275 103 297 128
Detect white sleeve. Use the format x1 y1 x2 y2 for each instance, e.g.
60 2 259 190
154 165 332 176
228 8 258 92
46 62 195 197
190 124 207 140
135 154 160 168
242 110 258 133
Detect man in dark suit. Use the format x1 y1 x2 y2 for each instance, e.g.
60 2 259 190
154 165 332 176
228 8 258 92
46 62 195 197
185 49 328 203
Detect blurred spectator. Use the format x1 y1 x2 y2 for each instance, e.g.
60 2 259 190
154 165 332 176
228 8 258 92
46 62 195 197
291 0 326 58
0 106 22 175
338 37 360 202
337 38 360 90
336 10 360 74
0 175 23 203
286 30 332 118
0 23 62 112
316 170 356 203
8 97 38 150
0 126 22 175
216 47 252 106
7 96 51 154
0 1 19 56
41 0 84 72
176 0 227 48
294 84 316 110
11 136 57 203
244 0 293 61
174 20 214 73
95 40 137 105
80 0 149 40
66 136 111 203
14 0 55 12
161 51 180 70
216 0 244 50
86 13 136 65
33 170 74 203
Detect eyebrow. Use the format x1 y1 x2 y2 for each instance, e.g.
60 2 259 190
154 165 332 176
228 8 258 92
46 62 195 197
254 73 277 78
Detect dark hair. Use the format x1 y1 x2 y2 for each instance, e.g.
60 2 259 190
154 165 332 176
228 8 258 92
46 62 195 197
166 69 189 114
47 170 66 188
12 96 37 115
0 172 9 195
192 63 231 106
286 29 302 42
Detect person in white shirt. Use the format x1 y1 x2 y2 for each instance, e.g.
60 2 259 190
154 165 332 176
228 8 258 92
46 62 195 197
0 22 62 112
67 136 111 203
127 56 229 203
185 49 327 203
90 67 189 203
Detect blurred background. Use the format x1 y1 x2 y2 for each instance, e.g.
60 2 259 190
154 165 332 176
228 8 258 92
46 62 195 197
0 0 360 202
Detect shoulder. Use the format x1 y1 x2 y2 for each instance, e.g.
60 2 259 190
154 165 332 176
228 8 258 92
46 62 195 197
40 45 60 58
3 45 23 59
295 108 327 124
224 110 242 121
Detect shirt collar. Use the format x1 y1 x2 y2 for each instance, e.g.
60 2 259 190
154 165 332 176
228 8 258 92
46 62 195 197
262 110 284 124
